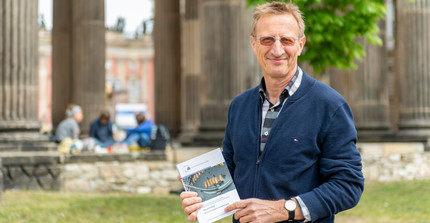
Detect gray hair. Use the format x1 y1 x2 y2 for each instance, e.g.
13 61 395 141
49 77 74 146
251 1 305 38
66 105 82 117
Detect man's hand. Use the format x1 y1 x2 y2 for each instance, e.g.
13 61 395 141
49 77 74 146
179 191 204 222
225 198 289 223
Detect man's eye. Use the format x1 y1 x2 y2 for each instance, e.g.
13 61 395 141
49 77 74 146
281 38 295 45
261 37 274 43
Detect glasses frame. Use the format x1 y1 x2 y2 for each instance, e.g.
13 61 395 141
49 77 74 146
254 35 301 47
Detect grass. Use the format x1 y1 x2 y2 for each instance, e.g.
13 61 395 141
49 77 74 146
0 179 429 223
338 179 430 223
0 192 191 223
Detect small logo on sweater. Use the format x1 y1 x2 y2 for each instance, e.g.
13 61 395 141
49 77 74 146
294 139 299 142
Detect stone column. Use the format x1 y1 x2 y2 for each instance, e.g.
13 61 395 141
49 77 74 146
153 0 182 136
190 0 257 145
330 38 391 141
396 0 430 138
178 0 202 144
52 0 106 134
0 0 44 143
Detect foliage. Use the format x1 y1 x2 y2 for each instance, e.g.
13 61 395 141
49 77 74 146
246 0 387 74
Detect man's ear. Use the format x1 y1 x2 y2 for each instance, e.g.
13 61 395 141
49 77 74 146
250 35 257 55
298 35 306 56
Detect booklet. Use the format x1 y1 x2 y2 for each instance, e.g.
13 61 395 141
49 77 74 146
176 148 240 223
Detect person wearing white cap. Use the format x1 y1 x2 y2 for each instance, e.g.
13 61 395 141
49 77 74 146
55 104 83 143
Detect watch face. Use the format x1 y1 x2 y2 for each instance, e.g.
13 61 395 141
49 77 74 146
285 200 296 211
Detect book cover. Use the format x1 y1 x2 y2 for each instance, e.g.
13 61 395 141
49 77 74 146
177 148 240 223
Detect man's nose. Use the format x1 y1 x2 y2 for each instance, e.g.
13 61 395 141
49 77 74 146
270 39 284 56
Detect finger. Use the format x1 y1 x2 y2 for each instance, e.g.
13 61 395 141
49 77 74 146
182 196 203 210
177 175 182 183
225 200 247 212
180 191 198 202
238 215 254 223
233 207 250 221
187 210 199 222
184 202 204 215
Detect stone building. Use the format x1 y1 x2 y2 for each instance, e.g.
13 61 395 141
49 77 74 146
37 29 155 134
1 0 430 193
0 0 429 146
155 0 430 149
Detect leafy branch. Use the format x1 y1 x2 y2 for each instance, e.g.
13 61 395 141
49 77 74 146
247 0 387 74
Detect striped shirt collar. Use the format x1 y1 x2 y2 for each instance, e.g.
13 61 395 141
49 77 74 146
259 66 303 103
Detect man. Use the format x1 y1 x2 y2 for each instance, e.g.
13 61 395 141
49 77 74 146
55 104 83 143
180 2 364 223
121 113 155 148
89 110 115 148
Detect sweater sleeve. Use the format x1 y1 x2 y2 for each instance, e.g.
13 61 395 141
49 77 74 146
222 102 236 179
299 102 364 221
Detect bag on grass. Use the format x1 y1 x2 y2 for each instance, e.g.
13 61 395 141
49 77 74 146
148 125 170 150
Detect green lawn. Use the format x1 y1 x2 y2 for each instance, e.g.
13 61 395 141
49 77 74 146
338 179 430 223
1 179 429 223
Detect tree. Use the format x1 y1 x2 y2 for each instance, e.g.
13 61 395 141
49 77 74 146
113 17 126 32
246 0 386 74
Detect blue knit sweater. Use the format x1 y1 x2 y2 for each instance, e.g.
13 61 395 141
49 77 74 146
222 71 364 222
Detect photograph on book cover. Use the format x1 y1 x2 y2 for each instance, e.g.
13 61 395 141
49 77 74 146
182 162 235 202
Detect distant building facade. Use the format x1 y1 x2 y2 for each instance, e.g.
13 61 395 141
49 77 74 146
37 30 154 132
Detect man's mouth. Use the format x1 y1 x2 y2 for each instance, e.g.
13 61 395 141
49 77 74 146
267 58 287 63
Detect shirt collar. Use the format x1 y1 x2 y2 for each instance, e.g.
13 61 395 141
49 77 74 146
259 66 303 101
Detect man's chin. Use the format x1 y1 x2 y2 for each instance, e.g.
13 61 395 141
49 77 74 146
265 71 289 79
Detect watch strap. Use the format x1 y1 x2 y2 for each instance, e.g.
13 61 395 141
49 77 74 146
288 209 294 221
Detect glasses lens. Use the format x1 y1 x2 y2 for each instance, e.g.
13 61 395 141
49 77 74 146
260 36 275 46
280 37 296 46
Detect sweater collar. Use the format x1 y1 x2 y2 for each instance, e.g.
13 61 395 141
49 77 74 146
258 66 303 102
254 68 316 103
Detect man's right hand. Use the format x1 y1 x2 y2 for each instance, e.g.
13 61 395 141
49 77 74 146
180 191 204 222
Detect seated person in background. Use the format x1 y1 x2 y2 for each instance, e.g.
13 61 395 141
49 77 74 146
89 110 116 148
121 113 155 148
55 104 83 143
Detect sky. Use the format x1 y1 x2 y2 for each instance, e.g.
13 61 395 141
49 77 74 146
38 0 153 35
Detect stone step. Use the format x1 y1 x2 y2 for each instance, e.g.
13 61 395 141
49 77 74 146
0 142 58 152
0 151 62 166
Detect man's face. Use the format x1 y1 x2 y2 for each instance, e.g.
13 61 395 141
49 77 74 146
100 118 109 125
74 111 84 123
251 14 305 81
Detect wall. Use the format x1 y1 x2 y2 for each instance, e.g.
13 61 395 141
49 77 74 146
1 151 183 194
359 143 430 182
2 144 430 194
63 159 181 194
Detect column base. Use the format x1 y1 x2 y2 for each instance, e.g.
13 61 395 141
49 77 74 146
0 131 56 152
177 125 199 145
358 129 430 151
181 123 226 147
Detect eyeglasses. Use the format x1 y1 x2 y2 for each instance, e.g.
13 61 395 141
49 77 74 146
254 35 300 47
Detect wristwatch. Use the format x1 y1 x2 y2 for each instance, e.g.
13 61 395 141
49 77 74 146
284 199 296 222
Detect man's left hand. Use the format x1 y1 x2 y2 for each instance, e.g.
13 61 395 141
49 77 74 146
225 198 288 223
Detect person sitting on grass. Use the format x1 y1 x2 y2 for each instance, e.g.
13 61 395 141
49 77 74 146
121 113 155 149
89 110 116 148
55 104 83 143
